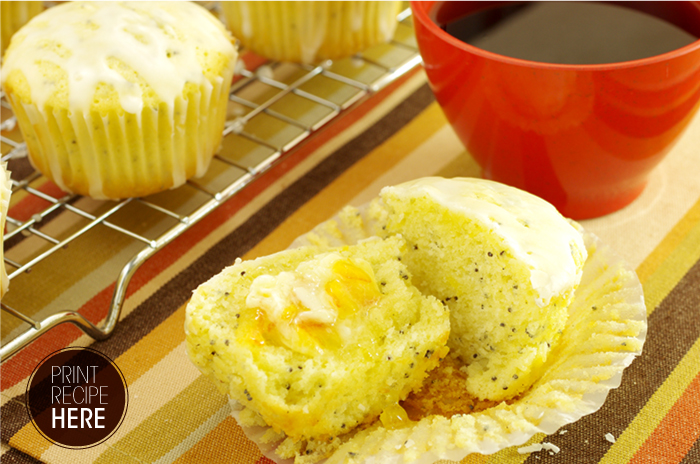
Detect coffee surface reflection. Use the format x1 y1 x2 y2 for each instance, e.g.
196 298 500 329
439 1 698 65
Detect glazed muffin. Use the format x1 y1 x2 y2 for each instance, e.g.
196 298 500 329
185 236 450 451
261 180 644 463
0 163 11 299
372 177 588 401
1 1 238 199
0 1 43 56
220 1 401 64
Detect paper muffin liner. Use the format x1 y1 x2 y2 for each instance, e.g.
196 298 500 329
221 1 401 64
5 72 233 200
229 203 647 463
1 162 12 299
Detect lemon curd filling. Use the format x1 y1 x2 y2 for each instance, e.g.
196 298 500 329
245 252 381 355
379 402 411 430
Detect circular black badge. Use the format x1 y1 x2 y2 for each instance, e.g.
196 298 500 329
26 347 128 449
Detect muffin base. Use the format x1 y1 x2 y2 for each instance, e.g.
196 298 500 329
222 1 401 64
6 74 233 200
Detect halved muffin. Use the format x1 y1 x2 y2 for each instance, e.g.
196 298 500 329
373 177 587 401
185 235 450 445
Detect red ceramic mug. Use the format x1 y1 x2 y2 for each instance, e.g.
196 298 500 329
411 1 700 219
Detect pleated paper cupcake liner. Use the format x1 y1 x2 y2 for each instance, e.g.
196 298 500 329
0 162 11 298
221 1 401 64
7 73 232 200
229 201 646 464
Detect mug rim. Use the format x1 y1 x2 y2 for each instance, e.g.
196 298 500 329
411 0 700 71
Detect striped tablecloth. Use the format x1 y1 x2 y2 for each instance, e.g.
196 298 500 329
2 64 700 464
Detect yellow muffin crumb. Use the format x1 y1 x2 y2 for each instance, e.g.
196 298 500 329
372 177 587 401
186 236 450 453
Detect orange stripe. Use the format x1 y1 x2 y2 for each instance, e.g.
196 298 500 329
172 416 262 464
232 51 272 85
7 180 66 222
113 305 186 386
628 372 700 464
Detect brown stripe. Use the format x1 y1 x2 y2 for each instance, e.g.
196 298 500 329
0 446 43 464
3 193 83 252
0 401 29 445
0 83 435 445
680 436 700 464
4 156 71 252
524 256 700 463
5 158 34 191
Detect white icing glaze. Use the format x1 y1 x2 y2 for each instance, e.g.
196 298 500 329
382 177 587 306
1 1 236 114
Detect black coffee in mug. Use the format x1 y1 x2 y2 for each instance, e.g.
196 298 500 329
436 1 699 65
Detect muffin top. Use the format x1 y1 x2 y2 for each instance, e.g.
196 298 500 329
380 177 587 307
1 1 237 114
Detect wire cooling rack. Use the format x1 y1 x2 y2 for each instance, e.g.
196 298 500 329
0 8 421 361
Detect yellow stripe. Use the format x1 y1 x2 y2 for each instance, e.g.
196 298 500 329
482 433 546 464
635 197 700 284
639 203 700 316
92 376 227 464
634 198 700 284
1 214 141 338
246 101 447 260
598 338 700 464
457 453 490 463
39 341 200 462
114 303 188 386
7 422 50 462
347 122 468 207
435 144 482 180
